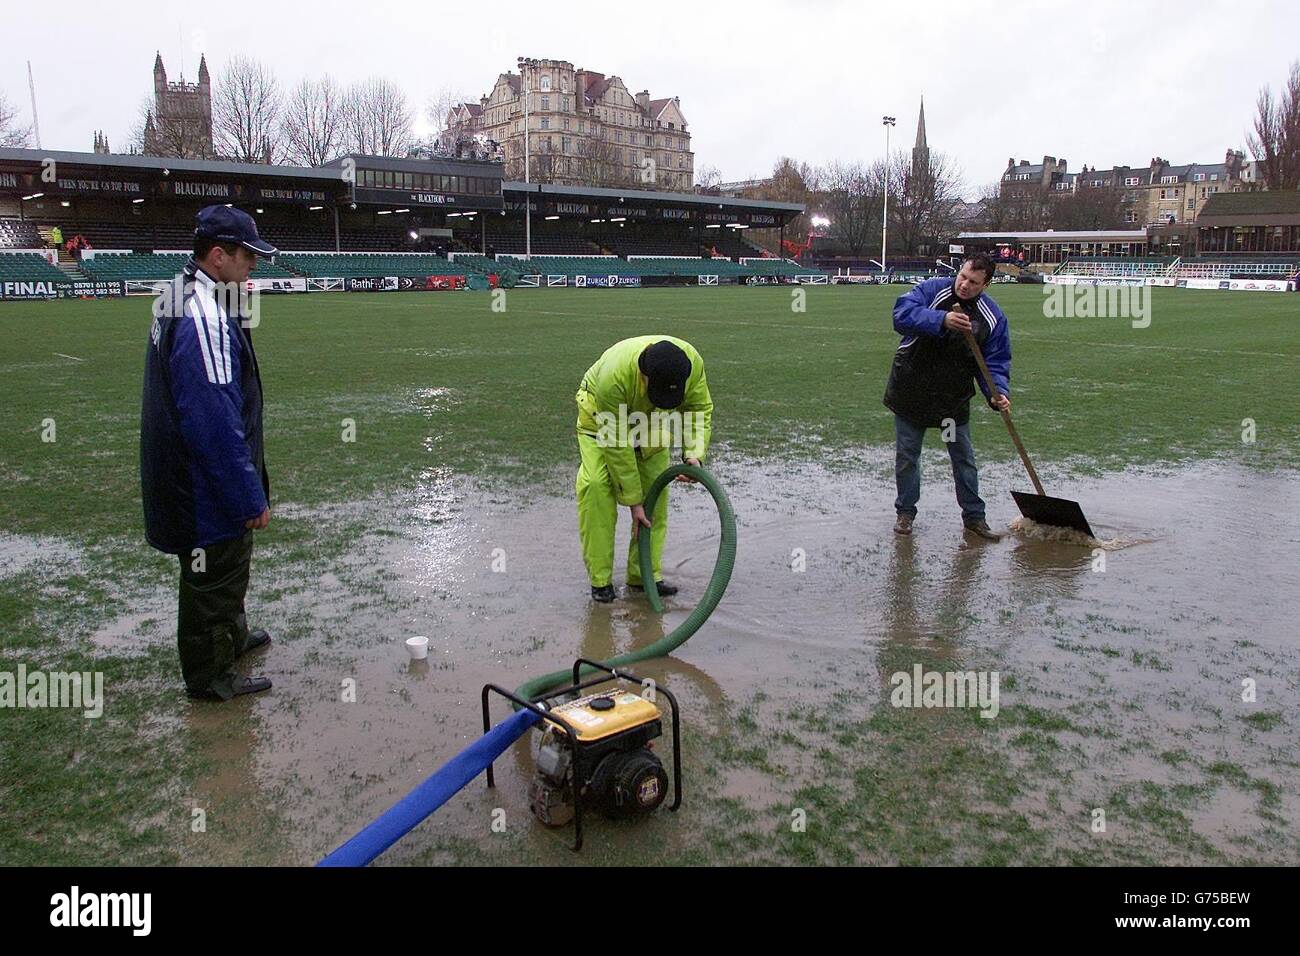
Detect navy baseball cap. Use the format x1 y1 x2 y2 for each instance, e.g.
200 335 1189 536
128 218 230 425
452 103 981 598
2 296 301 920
639 340 692 409
195 205 278 256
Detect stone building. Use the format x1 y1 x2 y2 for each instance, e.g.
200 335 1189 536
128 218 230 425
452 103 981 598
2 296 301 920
449 58 693 191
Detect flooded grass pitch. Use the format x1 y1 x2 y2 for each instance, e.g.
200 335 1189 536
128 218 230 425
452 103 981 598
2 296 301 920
1 287 1298 865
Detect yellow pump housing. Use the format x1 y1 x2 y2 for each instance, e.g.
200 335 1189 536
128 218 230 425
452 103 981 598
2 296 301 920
545 691 661 742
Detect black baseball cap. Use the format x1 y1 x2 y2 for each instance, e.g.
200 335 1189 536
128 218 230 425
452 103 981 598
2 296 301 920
638 340 691 409
195 205 278 256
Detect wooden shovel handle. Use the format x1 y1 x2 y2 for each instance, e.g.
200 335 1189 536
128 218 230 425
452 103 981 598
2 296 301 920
961 328 1046 497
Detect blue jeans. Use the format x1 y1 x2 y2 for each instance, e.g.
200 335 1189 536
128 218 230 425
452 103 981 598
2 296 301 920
894 414 985 521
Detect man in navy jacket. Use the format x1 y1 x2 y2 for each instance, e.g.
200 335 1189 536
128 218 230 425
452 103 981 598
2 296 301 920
141 206 277 700
883 254 1011 540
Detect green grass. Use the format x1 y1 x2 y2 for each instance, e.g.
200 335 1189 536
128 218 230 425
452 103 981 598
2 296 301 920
1 284 1298 866
2 285 1297 545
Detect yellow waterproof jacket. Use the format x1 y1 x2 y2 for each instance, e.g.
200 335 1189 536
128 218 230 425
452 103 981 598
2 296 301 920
576 335 713 506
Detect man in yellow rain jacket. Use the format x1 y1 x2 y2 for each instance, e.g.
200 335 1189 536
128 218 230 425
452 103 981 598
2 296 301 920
576 336 713 603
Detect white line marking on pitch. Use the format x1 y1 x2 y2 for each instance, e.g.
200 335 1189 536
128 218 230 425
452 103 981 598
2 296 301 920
53 352 85 362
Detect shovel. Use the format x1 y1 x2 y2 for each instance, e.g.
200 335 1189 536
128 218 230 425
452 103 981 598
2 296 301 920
962 330 1095 538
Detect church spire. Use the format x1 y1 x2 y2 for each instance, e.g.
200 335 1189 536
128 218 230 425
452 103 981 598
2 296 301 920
914 95 927 152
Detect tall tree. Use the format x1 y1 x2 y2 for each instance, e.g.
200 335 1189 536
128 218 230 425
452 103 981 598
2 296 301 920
0 91 32 148
694 164 722 191
1247 60 1300 190
887 149 964 256
213 56 283 163
281 76 344 166
818 159 880 255
342 77 413 157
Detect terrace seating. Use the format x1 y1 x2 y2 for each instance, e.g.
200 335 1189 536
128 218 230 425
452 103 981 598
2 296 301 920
0 218 45 249
1056 258 1170 277
79 252 297 281
478 229 597 255
706 234 767 259
275 253 469 278
1172 257 1299 280
0 252 70 285
604 235 704 258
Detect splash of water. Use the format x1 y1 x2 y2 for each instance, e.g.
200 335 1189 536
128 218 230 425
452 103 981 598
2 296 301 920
1007 516 1141 551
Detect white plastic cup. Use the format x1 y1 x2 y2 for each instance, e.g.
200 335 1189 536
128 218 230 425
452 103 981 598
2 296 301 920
405 636 429 660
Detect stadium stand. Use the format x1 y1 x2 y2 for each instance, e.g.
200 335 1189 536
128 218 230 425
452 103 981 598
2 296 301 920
24 218 414 254
276 252 471 278
477 227 597 255
602 235 704 257
1171 257 1299 280
706 234 769 259
0 251 70 285
80 252 298 281
497 254 823 279
1055 258 1172 277
0 218 45 249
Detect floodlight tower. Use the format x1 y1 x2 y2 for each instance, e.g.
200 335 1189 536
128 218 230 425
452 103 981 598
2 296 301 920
882 115 896 274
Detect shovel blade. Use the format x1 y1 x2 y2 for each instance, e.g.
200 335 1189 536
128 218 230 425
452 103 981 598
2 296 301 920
1011 491 1095 539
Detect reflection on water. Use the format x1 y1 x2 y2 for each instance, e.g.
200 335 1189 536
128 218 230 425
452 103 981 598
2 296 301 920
179 454 1300 863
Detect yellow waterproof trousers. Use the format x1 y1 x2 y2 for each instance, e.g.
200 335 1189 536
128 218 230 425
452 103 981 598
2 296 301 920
575 432 669 587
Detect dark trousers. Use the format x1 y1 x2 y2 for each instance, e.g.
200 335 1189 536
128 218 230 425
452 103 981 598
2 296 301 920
177 532 253 699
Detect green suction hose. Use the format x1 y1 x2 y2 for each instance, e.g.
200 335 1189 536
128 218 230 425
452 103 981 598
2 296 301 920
512 463 736 705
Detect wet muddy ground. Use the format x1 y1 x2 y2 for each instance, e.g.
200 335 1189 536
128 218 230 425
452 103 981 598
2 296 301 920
6 450 1299 864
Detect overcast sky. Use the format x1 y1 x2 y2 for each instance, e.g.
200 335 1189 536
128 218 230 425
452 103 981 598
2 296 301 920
5 0 1294 198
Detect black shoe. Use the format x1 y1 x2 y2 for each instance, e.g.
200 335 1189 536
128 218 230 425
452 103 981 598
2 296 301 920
628 581 679 596
187 675 272 701
591 585 616 603
240 629 271 657
963 518 1002 541
894 513 914 535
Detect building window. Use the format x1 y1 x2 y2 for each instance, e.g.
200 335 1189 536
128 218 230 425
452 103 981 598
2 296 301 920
1193 173 1205 181
563 118 569 130
563 137 570 153
540 75 551 91
541 117 549 129
1125 176 1141 186
1210 173 1219 181
541 96 549 111
1161 174 1178 184
578 120 585 133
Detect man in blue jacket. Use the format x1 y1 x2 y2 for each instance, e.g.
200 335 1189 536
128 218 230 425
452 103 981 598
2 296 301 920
884 254 1011 540
141 205 277 700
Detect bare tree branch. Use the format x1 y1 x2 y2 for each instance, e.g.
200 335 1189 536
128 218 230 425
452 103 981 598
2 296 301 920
1246 61 1300 190
342 77 413 157
212 56 283 163
0 90 33 148
281 75 344 166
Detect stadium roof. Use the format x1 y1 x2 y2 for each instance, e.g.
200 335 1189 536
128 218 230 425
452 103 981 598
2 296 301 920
0 146 341 181
1197 190 1300 226
503 180 804 215
959 230 1148 241
322 153 503 177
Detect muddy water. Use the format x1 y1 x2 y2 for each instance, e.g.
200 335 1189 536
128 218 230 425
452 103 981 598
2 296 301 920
107 452 1300 864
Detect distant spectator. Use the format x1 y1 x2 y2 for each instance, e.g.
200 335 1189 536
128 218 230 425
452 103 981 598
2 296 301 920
50 225 63 249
